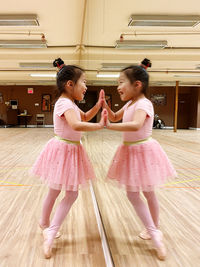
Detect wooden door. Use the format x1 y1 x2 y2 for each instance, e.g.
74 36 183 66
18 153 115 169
177 93 191 129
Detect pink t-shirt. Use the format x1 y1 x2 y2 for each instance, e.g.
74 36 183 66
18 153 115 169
53 98 82 141
122 98 154 142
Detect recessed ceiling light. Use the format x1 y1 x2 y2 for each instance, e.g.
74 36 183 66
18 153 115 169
30 73 56 77
0 40 47 48
115 40 167 49
96 74 119 78
0 14 39 26
129 15 200 27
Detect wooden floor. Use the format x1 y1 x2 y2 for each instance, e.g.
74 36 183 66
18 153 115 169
85 129 200 267
0 128 200 267
0 128 106 267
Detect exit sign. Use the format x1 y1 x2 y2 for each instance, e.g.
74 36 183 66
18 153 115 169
28 88 34 94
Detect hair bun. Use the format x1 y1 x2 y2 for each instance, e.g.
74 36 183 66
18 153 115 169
53 58 65 69
141 58 152 69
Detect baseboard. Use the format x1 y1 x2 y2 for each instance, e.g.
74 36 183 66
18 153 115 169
164 126 174 129
17 125 53 128
189 127 200 130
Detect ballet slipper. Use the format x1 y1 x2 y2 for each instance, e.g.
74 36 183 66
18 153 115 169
155 241 167 261
139 229 151 240
39 223 61 239
152 230 166 261
43 229 53 259
139 225 161 240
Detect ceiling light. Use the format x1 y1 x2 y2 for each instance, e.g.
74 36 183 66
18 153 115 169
30 73 56 78
128 15 200 27
20 63 53 69
101 62 137 71
174 75 200 78
88 80 118 86
115 40 167 49
0 14 39 26
0 40 47 48
96 74 119 78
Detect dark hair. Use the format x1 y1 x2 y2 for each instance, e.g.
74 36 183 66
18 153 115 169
121 58 151 95
53 58 84 97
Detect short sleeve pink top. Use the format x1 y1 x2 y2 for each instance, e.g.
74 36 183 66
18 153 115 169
53 97 81 141
123 97 154 142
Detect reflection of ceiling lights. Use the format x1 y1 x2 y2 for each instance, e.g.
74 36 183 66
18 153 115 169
0 40 47 48
30 73 56 77
0 14 39 26
115 40 167 49
96 74 119 78
128 15 200 27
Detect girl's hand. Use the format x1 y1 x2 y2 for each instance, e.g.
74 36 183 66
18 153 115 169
99 108 110 128
97 89 105 108
102 98 108 109
104 111 110 128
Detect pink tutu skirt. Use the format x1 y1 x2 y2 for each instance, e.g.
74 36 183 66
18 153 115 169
31 137 95 191
107 138 177 192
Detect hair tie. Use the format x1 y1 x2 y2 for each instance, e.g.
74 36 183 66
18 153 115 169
53 58 65 70
140 58 152 70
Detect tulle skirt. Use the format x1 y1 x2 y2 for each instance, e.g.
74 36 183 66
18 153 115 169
107 138 177 192
31 137 95 191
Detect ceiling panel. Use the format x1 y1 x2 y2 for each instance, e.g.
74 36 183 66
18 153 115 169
1 0 200 85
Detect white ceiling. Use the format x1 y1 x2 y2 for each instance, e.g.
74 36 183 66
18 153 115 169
1 0 200 85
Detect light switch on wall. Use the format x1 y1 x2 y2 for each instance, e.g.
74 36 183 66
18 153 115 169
35 103 39 106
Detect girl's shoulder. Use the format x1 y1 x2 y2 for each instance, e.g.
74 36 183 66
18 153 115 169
54 97 77 117
122 100 132 110
55 97 76 108
135 97 154 117
136 97 153 108
137 97 152 104
56 97 73 104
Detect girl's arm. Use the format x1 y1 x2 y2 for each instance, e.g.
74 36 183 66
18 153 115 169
103 100 124 122
79 90 104 122
64 109 104 131
79 103 101 122
106 109 147 131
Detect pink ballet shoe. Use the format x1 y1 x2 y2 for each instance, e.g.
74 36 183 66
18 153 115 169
153 230 166 261
43 229 53 259
39 223 61 239
155 241 167 261
139 227 162 240
139 229 151 240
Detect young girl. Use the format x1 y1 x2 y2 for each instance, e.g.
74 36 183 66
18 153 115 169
31 58 105 258
102 61 176 260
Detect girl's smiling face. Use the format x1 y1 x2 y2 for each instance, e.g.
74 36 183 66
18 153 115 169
117 72 143 101
73 73 87 101
64 73 87 101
